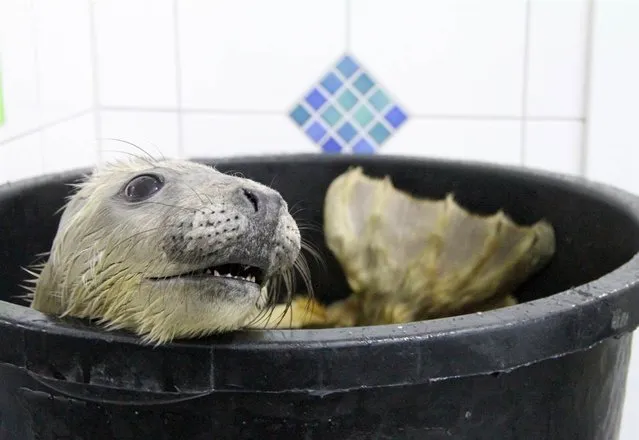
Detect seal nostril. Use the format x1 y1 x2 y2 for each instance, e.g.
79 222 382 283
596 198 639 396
242 188 259 213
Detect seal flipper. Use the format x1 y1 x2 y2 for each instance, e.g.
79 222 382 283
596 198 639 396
323 167 556 323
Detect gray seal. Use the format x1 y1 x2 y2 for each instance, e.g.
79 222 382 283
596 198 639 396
28 156 303 344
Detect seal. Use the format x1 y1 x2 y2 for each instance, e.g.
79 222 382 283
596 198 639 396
27 156 306 344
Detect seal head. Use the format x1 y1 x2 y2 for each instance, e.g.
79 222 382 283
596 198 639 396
30 157 301 344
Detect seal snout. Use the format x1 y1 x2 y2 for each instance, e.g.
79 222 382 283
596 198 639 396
157 173 299 286
238 185 284 219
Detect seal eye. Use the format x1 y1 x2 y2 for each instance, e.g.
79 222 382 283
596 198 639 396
123 174 164 202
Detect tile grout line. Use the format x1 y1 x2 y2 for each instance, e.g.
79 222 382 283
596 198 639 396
0 108 93 147
579 0 596 178
345 0 351 52
173 0 184 158
29 0 45 173
88 0 103 163
99 105 284 115
519 0 532 167
96 104 584 122
410 114 584 122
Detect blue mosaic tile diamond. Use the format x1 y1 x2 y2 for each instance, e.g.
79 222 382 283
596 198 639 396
353 138 375 154
353 105 374 128
337 122 357 143
369 89 390 112
290 105 310 127
369 122 390 145
336 55 359 78
321 72 343 95
322 137 342 153
353 73 374 95
337 89 357 111
385 105 408 129
305 121 327 143
305 89 326 110
321 105 342 127
289 53 409 154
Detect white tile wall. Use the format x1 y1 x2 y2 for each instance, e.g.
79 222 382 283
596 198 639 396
33 0 93 124
99 110 180 162
0 0 590 168
1 1 639 437
350 0 528 117
93 0 177 108
585 0 639 195
0 0 41 143
179 0 346 112
381 118 522 166
526 0 590 118
41 112 96 174
0 132 43 183
183 113 316 158
523 121 583 175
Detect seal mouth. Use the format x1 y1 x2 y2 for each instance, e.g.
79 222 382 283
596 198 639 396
148 263 266 285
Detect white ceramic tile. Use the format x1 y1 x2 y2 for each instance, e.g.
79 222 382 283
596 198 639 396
99 110 180 163
0 0 40 142
93 0 177 107
0 133 43 183
32 0 93 124
350 0 527 116
178 0 346 111
526 0 589 118
523 121 582 176
585 0 639 196
182 114 316 158
379 118 522 166
41 113 97 174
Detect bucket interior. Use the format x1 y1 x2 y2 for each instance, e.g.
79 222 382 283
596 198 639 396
1 156 638 314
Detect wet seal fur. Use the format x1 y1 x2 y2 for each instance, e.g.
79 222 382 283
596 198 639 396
27 157 305 344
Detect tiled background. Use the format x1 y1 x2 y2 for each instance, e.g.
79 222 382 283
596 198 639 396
0 0 638 436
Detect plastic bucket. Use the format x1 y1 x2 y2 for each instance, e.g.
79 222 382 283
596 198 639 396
1 154 639 439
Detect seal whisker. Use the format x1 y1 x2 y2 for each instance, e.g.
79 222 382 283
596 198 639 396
248 301 280 330
100 138 159 162
293 254 314 299
288 202 305 217
296 224 322 233
267 175 278 189
246 275 289 326
135 200 199 213
301 239 326 272
99 149 157 167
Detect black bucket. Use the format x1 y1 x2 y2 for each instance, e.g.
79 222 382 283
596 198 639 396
1 154 639 440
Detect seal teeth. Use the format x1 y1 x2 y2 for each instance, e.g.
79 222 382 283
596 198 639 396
148 264 263 283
